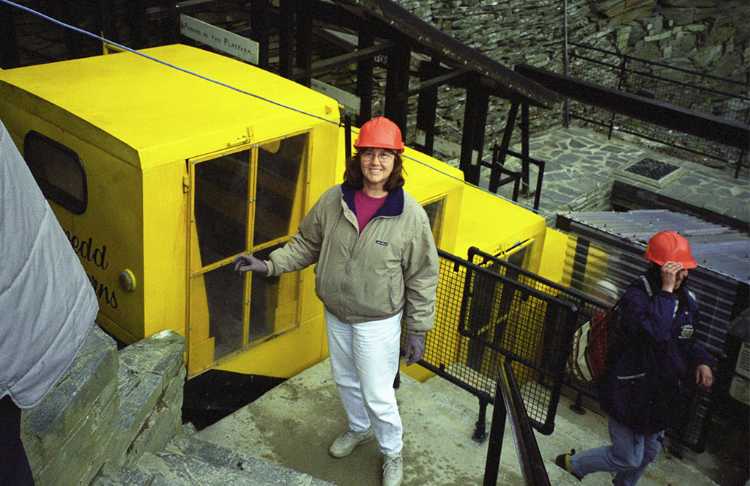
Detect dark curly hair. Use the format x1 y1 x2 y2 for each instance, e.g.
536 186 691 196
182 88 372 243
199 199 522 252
343 150 405 191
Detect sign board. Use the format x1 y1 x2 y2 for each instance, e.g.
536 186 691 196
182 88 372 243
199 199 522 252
179 14 259 65
311 79 361 114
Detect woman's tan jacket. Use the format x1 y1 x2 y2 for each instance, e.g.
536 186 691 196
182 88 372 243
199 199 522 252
266 184 438 334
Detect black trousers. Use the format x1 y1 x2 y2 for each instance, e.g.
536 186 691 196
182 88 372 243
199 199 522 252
0 396 34 486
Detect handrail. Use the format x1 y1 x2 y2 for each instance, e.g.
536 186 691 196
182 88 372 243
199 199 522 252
484 358 552 486
569 42 748 87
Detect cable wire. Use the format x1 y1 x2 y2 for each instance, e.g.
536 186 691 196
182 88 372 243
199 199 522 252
1 0 529 210
0 0 339 126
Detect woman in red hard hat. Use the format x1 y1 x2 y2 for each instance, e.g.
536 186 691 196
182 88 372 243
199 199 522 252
557 231 715 485
235 116 438 486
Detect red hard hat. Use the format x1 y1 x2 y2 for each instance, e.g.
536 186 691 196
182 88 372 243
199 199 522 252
354 116 405 153
644 231 697 269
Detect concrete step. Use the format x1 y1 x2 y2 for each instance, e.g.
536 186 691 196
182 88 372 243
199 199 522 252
198 359 719 486
95 429 333 486
419 371 720 486
197 360 524 485
20 325 187 485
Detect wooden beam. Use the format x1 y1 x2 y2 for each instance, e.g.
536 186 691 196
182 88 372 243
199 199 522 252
384 43 411 139
250 0 270 68
295 0 312 86
278 0 294 77
357 30 374 125
408 66 471 96
292 42 393 81
490 101 519 193
98 0 116 42
416 59 440 155
460 78 490 185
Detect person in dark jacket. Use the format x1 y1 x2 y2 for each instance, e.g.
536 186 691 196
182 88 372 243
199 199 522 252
556 231 715 486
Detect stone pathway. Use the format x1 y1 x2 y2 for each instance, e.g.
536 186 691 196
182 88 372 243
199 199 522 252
474 126 749 226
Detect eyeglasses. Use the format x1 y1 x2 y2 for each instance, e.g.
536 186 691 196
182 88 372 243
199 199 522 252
360 149 396 162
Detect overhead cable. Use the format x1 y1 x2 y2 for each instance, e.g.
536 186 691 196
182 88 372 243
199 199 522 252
0 0 525 208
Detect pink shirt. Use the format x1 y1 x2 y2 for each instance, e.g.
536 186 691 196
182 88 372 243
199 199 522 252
354 190 387 232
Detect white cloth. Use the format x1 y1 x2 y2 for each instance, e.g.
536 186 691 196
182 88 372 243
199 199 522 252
0 120 98 408
326 309 403 455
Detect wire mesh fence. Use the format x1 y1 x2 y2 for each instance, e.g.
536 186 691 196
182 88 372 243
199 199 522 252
567 42 749 172
468 247 613 400
408 250 579 435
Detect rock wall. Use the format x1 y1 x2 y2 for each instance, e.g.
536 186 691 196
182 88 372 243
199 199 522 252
392 0 749 159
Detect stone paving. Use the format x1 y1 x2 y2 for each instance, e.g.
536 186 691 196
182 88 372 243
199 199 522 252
474 126 750 226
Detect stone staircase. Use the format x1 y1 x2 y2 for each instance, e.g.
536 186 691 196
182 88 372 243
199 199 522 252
21 326 185 485
95 426 333 486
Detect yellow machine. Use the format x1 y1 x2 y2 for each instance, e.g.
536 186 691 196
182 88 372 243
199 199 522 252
0 44 568 379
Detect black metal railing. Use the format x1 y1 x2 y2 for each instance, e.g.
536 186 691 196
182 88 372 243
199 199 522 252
419 250 579 434
404 250 579 484
467 247 612 409
484 357 552 486
480 144 547 211
565 42 750 177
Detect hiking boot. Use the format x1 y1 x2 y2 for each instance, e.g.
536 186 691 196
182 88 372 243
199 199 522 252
382 452 403 486
554 449 583 481
328 429 374 458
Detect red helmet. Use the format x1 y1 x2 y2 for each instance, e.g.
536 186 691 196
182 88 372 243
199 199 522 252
354 116 405 153
644 231 697 269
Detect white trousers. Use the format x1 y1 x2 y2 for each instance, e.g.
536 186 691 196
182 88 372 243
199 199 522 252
325 309 403 455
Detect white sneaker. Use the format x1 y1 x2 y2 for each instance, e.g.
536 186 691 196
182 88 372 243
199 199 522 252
328 429 374 458
382 453 403 486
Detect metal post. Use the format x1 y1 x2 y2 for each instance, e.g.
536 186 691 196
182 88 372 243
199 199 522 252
460 77 489 185
736 73 750 178
250 0 270 68
344 113 352 163
0 3 20 68
98 0 116 42
416 58 439 155
473 398 488 442
483 378 507 486
489 101 519 193
127 0 146 49
279 0 294 77
356 29 374 125
295 0 312 86
59 1 82 58
384 41 411 139
562 0 570 128
166 1 179 44
521 102 530 195
608 56 629 139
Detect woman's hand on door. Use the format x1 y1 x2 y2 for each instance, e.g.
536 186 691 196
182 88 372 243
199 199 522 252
233 254 268 274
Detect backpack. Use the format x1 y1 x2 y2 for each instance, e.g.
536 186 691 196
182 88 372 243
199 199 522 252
569 277 653 383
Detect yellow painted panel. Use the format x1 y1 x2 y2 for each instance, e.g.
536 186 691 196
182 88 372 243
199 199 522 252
537 228 570 285
0 101 145 340
142 160 189 338
215 314 326 378
0 45 339 170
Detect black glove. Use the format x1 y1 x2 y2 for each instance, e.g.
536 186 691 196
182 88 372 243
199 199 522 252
403 332 425 365
233 254 268 274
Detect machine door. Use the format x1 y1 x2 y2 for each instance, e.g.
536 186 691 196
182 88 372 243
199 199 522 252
187 134 309 375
